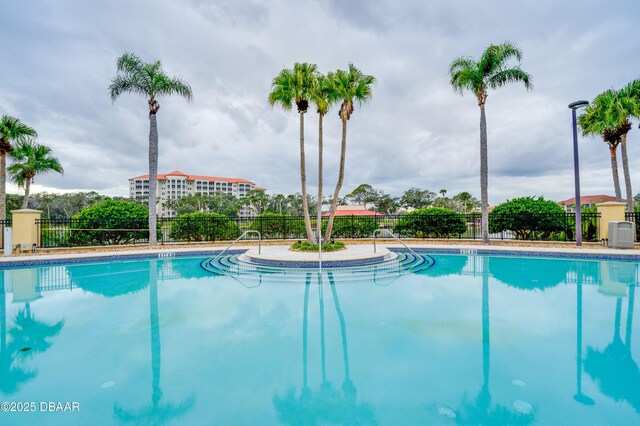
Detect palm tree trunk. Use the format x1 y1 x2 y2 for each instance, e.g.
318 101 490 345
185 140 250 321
609 143 622 202
620 133 634 215
479 104 489 244
148 113 159 245
317 113 324 245
21 178 31 209
299 113 314 243
324 118 348 242
0 153 6 220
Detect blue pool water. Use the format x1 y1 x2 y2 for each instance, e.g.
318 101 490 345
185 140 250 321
0 252 638 425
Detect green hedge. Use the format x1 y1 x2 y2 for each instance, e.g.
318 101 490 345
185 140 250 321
169 212 241 241
489 196 565 240
393 208 466 238
248 213 306 239
69 200 151 246
322 216 379 238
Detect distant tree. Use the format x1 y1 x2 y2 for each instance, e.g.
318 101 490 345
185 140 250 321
400 187 436 209
345 183 378 208
243 189 271 216
372 193 399 214
8 140 63 208
109 52 192 245
489 196 565 240
452 191 480 213
450 42 532 243
0 115 37 220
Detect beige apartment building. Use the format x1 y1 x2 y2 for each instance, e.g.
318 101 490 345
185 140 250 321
128 170 264 217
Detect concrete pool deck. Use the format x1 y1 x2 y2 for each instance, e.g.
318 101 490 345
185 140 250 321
0 241 639 267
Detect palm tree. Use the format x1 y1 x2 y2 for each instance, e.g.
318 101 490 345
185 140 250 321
578 90 626 201
449 42 532 244
611 81 640 214
268 63 318 243
0 116 37 220
324 64 375 242
109 53 192 245
311 73 333 245
8 141 63 209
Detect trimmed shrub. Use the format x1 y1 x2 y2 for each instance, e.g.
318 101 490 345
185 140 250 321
489 196 565 240
322 216 379 238
249 213 306 239
169 212 241 241
393 208 466 238
69 200 150 246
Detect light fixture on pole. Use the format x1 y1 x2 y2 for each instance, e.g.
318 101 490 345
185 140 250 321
568 100 589 246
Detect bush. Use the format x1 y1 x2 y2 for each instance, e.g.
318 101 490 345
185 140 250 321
248 213 306 239
393 208 466 238
69 200 151 246
291 241 345 252
322 216 379 238
169 212 241 241
489 196 565 240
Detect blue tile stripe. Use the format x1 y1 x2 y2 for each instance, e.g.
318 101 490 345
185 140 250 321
0 250 245 269
245 254 388 268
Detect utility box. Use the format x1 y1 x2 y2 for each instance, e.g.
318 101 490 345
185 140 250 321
607 221 635 249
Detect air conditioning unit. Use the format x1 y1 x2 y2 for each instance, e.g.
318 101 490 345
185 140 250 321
608 221 635 249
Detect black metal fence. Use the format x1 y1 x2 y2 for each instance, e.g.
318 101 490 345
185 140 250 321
37 212 602 248
625 212 639 241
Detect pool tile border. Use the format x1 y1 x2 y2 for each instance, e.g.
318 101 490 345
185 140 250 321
0 245 638 269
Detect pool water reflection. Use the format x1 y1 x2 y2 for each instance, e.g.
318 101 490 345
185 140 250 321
0 253 638 425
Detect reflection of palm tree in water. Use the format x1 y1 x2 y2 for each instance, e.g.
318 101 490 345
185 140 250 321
458 257 534 424
584 284 640 412
274 272 374 424
115 260 194 424
0 279 35 394
0 275 63 395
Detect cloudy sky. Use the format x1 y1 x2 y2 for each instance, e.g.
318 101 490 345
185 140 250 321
2 0 639 204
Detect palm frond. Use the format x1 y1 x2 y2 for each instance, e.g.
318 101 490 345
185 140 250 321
487 68 532 90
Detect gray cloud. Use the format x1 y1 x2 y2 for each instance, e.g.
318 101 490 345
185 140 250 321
1 0 639 205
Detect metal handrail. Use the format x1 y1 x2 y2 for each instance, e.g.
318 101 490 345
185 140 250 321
373 229 420 259
211 230 261 265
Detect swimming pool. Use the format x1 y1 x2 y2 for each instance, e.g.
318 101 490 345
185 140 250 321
0 251 638 425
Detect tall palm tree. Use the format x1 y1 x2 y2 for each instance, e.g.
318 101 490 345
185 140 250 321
611 81 640 214
268 63 318 243
311 73 333 244
0 116 37 220
578 90 626 201
109 53 192 245
323 64 375 242
8 140 63 209
450 42 532 244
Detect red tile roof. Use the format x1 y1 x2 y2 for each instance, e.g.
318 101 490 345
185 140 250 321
557 195 624 205
129 170 255 184
321 209 384 217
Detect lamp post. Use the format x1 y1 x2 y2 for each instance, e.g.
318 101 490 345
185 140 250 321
569 100 589 246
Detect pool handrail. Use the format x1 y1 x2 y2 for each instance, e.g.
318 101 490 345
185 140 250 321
211 230 261 265
373 229 420 259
